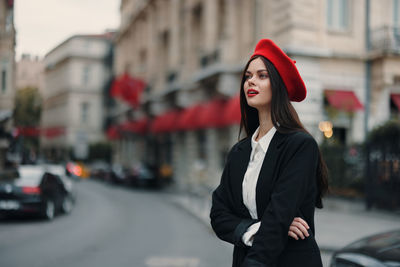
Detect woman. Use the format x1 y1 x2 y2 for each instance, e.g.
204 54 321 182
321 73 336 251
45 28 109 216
210 39 328 267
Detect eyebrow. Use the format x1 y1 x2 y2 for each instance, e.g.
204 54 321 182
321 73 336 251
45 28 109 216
245 69 268 74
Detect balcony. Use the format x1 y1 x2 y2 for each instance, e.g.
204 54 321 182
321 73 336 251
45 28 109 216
370 25 400 54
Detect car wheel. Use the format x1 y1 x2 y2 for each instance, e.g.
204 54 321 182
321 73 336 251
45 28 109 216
43 200 55 220
61 195 73 214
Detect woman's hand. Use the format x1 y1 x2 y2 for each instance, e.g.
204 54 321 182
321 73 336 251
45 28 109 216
288 217 310 240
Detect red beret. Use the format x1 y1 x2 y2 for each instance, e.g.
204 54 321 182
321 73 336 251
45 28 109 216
250 39 306 102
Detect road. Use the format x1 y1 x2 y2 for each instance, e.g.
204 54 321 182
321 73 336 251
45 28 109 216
0 180 231 267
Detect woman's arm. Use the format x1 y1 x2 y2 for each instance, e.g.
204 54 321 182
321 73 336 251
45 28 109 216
242 133 319 266
242 217 310 246
210 161 258 246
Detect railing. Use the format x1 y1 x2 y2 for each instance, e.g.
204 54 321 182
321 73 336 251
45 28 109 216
370 25 400 53
320 142 400 211
365 142 400 211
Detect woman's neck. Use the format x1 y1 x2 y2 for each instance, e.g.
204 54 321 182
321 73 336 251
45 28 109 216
256 108 273 141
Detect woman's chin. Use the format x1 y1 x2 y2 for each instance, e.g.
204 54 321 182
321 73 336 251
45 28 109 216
247 99 267 110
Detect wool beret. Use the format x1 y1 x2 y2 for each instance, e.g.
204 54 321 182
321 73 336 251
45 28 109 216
250 39 306 102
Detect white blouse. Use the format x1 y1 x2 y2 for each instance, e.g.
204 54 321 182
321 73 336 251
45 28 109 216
242 126 276 246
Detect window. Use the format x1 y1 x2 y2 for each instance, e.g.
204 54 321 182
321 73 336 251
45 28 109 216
217 0 226 41
1 70 6 92
326 0 351 31
394 0 400 26
81 102 89 123
82 65 90 86
5 13 13 32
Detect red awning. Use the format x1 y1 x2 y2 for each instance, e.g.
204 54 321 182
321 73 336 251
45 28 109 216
16 126 41 137
222 94 241 126
151 110 180 133
176 105 204 131
106 125 120 140
43 127 65 139
197 98 227 129
391 94 400 110
109 73 146 108
325 90 364 112
120 118 148 134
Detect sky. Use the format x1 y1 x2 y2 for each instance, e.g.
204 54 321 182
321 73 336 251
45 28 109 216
14 0 120 59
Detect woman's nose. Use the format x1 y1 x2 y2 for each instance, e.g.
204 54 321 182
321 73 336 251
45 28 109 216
247 76 255 85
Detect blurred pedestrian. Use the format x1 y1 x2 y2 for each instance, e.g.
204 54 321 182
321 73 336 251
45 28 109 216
210 39 329 267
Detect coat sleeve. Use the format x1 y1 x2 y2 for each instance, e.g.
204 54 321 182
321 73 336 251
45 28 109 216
242 133 319 266
210 147 257 247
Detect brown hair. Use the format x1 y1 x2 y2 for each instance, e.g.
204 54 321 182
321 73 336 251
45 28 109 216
239 56 329 208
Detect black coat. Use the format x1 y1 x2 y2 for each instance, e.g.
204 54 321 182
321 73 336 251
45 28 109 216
210 131 323 267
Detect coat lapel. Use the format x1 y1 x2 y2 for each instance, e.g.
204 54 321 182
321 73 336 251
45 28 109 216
230 137 252 216
255 131 286 218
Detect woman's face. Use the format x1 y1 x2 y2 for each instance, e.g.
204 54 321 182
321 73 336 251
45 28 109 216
243 57 272 111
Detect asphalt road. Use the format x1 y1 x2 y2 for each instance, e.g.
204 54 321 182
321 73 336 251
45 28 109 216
0 179 231 267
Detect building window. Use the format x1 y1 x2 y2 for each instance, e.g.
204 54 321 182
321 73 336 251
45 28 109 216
6 13 13 32
1 70 6 93
394 0 400 26
82 65 90 86
81 102 89 123
217 0 226 41
326 0 351 31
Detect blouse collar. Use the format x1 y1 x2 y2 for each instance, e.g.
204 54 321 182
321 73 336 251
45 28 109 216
251 126 277 154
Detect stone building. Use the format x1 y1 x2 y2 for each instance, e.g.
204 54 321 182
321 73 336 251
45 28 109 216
112 0 400 192
16 54 44 91
40 33 114 161
0 0 15 169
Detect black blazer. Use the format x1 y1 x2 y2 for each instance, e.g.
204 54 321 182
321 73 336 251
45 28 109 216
210 131 323 267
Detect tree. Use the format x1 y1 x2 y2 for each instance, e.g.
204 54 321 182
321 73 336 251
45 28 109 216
13 87 42 163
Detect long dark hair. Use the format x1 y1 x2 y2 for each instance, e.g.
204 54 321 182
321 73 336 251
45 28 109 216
239 55 329 208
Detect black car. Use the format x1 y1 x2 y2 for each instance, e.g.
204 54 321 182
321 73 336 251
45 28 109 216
0 165 75 220
330 229 400 267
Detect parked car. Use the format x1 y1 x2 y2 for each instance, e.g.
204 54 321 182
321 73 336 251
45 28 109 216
88 161 111 181
128 162 159 187
330 229 400 267
0 165 75 220
109 163 129 185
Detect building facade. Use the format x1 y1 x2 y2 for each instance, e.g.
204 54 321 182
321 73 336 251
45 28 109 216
41 33 114 161
112 0 400 192
16 54 44 91
0 0 15 169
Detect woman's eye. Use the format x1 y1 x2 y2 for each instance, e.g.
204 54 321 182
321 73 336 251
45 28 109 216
259 74 268 79
245 75 251 80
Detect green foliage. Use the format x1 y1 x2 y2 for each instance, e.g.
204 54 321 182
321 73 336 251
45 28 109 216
13 87 42 126
13 87 42 156
367 120 400 150
88 142 112 163
320 142 365 194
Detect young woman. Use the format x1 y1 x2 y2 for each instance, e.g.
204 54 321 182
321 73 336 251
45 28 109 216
210 39 328 267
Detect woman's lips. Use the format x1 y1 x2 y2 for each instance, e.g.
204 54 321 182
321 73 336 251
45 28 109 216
247 89 259 97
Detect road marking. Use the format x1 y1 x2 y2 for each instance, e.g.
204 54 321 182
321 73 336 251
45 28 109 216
145 256 200 267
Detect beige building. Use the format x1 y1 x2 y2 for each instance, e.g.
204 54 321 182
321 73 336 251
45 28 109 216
41 33 114 161
0 0 15 169
112 0 400 191
16 54 45 91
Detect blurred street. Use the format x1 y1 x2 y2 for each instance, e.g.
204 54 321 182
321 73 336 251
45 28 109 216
0 180 231 267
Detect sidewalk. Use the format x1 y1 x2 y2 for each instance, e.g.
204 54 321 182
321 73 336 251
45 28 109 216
167 192 400 253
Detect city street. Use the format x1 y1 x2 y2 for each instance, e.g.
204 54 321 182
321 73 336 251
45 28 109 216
0 180 231 267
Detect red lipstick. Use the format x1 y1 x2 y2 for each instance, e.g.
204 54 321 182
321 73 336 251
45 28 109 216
247 89 259 97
